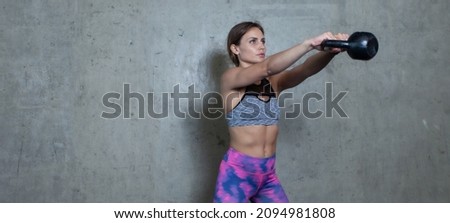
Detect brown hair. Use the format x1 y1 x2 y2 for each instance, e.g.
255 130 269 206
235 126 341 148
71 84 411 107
227 21 264 67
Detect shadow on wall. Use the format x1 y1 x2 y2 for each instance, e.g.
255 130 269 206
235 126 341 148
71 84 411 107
183 49 230 202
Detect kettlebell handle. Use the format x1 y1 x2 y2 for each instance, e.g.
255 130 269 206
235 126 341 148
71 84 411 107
321 40 351 50
320 31 379 61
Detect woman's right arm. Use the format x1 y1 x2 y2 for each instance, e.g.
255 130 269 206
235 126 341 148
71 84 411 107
221 32 335 91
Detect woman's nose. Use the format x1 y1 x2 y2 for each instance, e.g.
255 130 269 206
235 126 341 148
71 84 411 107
258 42 265 50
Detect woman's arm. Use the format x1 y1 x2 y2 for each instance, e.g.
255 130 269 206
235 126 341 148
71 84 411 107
273 51 337 92
273 33 349 92
221 32 337 91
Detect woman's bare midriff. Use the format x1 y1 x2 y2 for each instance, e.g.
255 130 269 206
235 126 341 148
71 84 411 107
228 125 279 158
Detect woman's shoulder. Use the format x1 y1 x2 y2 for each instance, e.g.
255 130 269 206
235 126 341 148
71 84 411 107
220 67 242 86
221 66 241 78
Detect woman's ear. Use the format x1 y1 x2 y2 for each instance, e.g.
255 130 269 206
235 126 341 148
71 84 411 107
230 44 239 55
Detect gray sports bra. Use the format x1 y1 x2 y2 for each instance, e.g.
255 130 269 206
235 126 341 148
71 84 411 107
226 78 280 127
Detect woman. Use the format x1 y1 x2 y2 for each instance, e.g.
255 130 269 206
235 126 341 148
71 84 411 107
213 21 348 203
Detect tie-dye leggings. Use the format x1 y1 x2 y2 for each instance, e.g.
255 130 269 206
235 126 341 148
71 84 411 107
213 147 289 203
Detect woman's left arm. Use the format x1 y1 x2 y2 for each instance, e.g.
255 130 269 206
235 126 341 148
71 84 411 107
271 33 348 93
272 51 337 92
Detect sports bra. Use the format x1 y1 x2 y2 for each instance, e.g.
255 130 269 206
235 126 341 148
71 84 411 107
226 78 280 127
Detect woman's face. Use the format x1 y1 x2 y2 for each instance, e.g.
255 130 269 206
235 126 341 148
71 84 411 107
232 27 266 67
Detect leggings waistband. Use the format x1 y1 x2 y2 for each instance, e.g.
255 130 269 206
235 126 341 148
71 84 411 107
223 147 276 174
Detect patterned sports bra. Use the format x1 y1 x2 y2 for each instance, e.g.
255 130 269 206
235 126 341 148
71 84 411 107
226 78 280 127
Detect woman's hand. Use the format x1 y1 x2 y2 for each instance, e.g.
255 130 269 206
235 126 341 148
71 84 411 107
329 33 350 53
307 32 336 50
307 32 350 53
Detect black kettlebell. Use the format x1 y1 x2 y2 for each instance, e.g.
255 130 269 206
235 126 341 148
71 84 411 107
321 32 379 60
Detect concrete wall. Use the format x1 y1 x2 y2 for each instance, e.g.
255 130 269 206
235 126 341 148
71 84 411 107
1 0 449 202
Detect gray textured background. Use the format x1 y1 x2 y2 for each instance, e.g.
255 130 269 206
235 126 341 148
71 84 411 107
1 0 449 202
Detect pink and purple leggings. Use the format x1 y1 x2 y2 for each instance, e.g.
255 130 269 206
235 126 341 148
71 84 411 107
213 147 289 203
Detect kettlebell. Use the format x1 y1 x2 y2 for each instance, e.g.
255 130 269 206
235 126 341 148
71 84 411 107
321 32 379 60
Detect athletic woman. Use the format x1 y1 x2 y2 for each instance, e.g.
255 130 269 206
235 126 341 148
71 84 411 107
213 21 348 203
